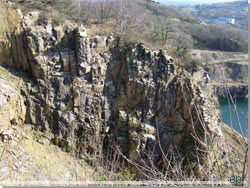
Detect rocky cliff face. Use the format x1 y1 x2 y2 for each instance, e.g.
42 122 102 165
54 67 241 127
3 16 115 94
207 62 248 98
191 50 248 98
0 0 246 181
208 62 248 84
211 84 248 98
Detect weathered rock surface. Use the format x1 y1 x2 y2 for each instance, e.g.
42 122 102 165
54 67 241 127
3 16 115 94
211 83 248 98
191 50 248 98
207 62 248 98
191 49 248 98
2 12 222 176
0 78 26 133
192 66 248 98
0 0 20 64
207 62 248 84
0 0 247 181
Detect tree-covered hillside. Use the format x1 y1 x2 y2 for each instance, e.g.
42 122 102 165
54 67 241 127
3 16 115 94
10 0 248 55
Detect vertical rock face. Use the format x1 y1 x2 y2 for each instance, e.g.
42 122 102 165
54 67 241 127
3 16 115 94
206 62 248 98
105 43 222 174
0 0 31 71
208 62 248 84
0 1 224 178
20 18 222 175
212 84 248 98
0 0 17 64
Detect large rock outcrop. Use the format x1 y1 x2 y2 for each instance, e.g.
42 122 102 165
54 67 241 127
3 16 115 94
0 0 246 181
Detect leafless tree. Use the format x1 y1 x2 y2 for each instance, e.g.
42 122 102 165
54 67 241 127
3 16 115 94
151 16 172 44
94 0 114 23
73 0 93 24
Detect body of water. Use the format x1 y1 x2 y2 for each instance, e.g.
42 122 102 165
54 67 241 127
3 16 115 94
219 97 248 137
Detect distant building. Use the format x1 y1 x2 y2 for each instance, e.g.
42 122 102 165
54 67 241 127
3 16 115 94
213 17 235 25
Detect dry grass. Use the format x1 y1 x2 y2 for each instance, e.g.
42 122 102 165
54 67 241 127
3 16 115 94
0 126 96 181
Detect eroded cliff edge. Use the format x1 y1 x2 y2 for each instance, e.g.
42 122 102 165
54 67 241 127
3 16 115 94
0 0 247 182
191 50 248 98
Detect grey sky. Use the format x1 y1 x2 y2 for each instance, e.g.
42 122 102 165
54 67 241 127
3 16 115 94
154 0 242 5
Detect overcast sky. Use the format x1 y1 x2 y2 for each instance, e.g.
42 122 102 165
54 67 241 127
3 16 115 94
154 0 243 5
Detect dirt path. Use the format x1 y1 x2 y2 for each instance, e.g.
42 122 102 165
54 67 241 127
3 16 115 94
208 82 247 87
191 49 248 65
208 59 248 65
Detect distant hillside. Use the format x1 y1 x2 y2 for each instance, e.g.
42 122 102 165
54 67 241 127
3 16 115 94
183 0 248 29
9 0 248 57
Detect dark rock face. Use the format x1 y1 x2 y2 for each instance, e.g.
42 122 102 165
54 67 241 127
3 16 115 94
212 85 248 98
0 8 223 178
